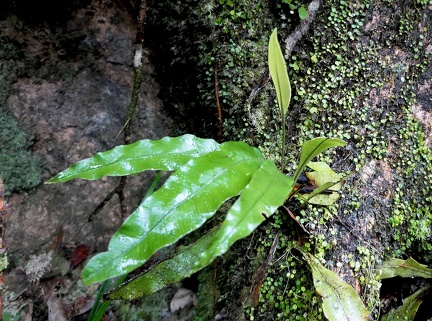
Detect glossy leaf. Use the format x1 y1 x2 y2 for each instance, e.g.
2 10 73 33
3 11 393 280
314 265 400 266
293 137 346 183
381 286 431 321
379 257 432 280
108 227 220 300
47 134 220 182
268 28 291 117
300 250 370 321
198 160 294 267
81 141 265 284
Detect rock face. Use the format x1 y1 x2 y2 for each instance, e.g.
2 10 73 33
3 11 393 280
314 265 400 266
2 0 172 319
3 0 171 256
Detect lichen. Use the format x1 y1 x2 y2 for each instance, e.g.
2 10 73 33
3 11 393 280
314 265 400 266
0 36 42 195
0 113 42 195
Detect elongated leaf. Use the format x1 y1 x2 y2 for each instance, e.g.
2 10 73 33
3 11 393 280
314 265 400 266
293 137 346 183
47 134 219 182
300 250 370 321
268 28 291 117
198 160 294 267
381 286 431 321
380 257 432 280
108 227 221 300
82 142 265 284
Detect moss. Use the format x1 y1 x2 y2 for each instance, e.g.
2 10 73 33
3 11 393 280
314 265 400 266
0 35 42 195
245 215 326 320
145 0 432 319
111 289 172 321
146 0 300 139
192 268 218 321
0 112 42 195
0 251 8 272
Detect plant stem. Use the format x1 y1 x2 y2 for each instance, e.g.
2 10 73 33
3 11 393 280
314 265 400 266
282 114 286 171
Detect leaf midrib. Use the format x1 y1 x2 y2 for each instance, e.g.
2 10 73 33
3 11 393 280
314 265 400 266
86 156 263 281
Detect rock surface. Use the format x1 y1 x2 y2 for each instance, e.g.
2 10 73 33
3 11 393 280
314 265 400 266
2 0 172 319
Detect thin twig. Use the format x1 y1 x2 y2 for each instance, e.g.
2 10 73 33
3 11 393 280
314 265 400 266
117 0 148 141
247 233 280 307
214 63 223 142
88 1 148 221
0 178 5 317
212 259 218 314
284 0 322 58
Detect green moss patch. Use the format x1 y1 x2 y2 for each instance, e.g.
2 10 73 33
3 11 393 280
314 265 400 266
0 112 41 195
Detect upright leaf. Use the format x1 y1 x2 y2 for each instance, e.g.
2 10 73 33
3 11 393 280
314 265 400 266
47 134 220 182
268 28 291 117
300 249 371 321
198 160 294 267
82 142 265 285
293 137 346 183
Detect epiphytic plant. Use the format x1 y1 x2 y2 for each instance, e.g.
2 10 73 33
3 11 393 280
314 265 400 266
47 30 348 313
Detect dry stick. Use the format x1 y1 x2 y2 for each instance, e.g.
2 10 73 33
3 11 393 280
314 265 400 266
88 1 148 222
248 233 280 307
214 63 223 142
284 0 322 58
212 61 223 305
0 178 5 318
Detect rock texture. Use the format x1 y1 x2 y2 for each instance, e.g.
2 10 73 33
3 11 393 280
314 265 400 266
2 0 172 319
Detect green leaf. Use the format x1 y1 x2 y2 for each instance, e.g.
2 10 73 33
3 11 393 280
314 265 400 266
302 187 340 206
300 250 371 321
81 141 265 285
293 137 346 183
307 161 337 174
379 257 432 279
311 54 318 63
198 160 294 267
309 106 318 113
305 172 342 190
298 6 308 19
268 28 291 117
46 134 219 183
300 171 343 205
381 286 431 321
108 227 221 300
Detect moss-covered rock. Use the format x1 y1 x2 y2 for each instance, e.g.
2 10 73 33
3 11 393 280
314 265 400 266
0 112 42 195
145 0 432 319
